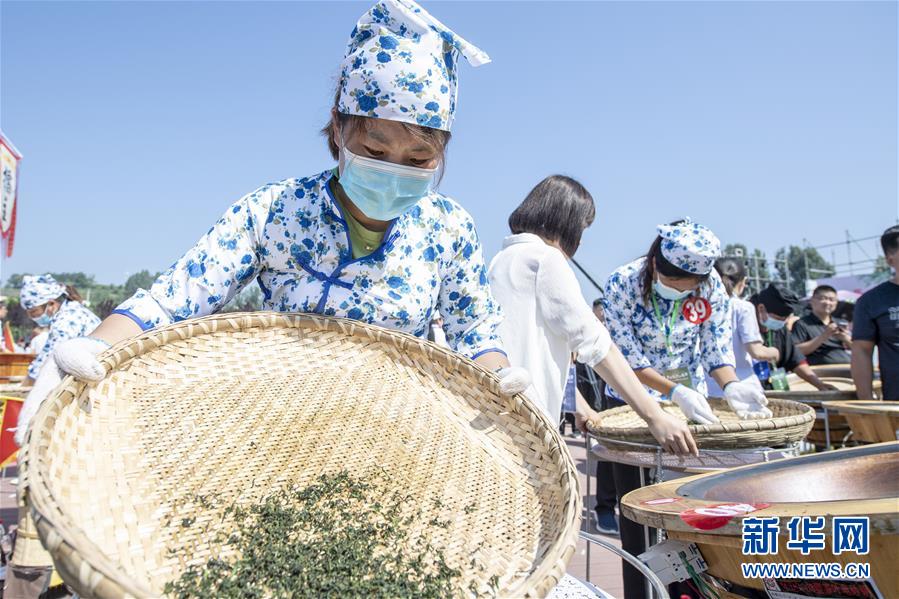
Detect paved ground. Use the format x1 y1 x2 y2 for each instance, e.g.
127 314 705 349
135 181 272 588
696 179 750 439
562 434 626 598
0 435 627 598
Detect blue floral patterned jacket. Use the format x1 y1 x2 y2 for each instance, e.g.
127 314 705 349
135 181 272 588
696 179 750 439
115 169 504 360
29 300 101 379
603 258 735 400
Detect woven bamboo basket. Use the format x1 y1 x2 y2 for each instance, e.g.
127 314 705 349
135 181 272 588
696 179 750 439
20 313 581 598
587 398 814 449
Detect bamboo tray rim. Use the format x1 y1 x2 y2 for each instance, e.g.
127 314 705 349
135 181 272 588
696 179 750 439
587 398 814 447
21 312 582 599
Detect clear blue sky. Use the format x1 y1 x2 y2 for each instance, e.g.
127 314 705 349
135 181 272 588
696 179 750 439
1 1 896 295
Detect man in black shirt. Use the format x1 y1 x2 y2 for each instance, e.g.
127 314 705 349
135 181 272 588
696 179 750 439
852 226 899 400
792 285 852 365
750 284 835 391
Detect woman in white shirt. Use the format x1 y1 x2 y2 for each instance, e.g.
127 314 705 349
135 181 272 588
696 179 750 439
488 175 698 455
705 258 779 396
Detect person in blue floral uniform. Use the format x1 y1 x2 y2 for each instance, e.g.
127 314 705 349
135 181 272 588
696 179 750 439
19 274 100 384
8 275 101 597
18 0 531 439
602 218 770 599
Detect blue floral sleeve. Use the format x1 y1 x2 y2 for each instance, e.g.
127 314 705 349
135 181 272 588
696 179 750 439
602 269 652 371
436 205 504 360
114 187 274 329
699 273 736 373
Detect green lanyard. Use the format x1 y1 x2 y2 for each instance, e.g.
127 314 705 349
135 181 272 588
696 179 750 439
767 330 773 348
651 295 683 356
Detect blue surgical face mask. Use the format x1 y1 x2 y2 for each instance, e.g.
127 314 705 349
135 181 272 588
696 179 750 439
763 317 786 330
653 277 694 301
338 145 437 221
31 307 53 327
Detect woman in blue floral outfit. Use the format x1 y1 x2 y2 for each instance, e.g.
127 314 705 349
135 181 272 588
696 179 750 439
19 0 532 438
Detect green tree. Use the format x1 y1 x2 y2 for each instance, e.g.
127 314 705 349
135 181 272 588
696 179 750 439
4 271 95 289
873 256 890 275
775 246 835 296
223 286 263 312
124 270 160 296
722 243 771 295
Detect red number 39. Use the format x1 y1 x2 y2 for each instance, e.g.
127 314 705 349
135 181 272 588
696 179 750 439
682 297 711 325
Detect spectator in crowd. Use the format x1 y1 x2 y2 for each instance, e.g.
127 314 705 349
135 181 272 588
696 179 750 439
750 284 836 390
792 285 851 365
852 225 899 400
706 258 779 396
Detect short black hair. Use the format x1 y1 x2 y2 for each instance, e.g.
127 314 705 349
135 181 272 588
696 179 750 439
714 257 747 297
812 285 837 297
881 225 899 255
592 297 604 308
508 175 595 257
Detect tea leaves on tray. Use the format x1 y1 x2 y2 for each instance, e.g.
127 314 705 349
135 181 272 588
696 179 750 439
164 470 464 598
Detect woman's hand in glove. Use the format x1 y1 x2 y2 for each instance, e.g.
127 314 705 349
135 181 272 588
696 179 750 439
15 337 110 446
670 384 719 425
53 337 110 382
724 377 772 419
495 367 532 397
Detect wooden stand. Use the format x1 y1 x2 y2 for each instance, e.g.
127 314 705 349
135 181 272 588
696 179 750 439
0 354 35 383
824 401 899 444
767 378 883 448
621 443 899 598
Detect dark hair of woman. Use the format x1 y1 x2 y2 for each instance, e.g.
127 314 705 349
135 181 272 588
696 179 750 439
321 86 452 171
639 220 711 305
60 285 83 303
714 257 747 297
508 175 595 258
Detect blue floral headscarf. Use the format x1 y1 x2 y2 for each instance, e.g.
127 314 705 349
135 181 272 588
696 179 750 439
657 218 722 276
337 0 490 132
20 274 66 309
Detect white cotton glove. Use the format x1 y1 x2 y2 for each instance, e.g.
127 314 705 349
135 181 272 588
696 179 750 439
15 358 63 447
724 376 773 420
53 337 109 382
670 385 719 425
495 367 532 397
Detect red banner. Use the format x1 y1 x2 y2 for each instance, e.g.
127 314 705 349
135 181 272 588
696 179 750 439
0 396 23 467
0 132 22 259
3 322 14 353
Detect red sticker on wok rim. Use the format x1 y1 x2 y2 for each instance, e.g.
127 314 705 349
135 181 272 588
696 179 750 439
679 502 770 530
642 497 681 505
682 297 712 325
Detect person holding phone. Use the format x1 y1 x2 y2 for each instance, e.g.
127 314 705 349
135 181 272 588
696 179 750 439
792 285 852 364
